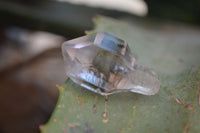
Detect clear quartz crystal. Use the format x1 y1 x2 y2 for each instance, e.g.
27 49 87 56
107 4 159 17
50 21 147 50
62 32 160 95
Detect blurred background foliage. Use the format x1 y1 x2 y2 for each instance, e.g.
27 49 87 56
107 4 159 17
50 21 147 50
0 0 199 133
146 0 200 24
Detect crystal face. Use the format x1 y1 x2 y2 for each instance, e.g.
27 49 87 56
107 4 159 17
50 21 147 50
62 32 160 95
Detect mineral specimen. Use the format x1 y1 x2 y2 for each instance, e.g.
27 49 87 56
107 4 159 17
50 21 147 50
62 32 160 95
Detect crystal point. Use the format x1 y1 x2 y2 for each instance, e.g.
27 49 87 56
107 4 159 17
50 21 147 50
62 32 160 95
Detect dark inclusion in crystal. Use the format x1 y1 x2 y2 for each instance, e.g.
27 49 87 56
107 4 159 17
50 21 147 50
62 32 160 95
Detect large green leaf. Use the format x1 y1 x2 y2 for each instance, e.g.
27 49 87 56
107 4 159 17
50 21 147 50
41 16 200 133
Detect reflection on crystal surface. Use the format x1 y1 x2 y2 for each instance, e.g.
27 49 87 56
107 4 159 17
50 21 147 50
62 32 160 95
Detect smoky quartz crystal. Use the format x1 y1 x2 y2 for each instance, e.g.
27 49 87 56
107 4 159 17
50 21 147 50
62 32 160 95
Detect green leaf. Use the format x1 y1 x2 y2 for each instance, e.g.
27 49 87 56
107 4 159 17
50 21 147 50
41 16 200 133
